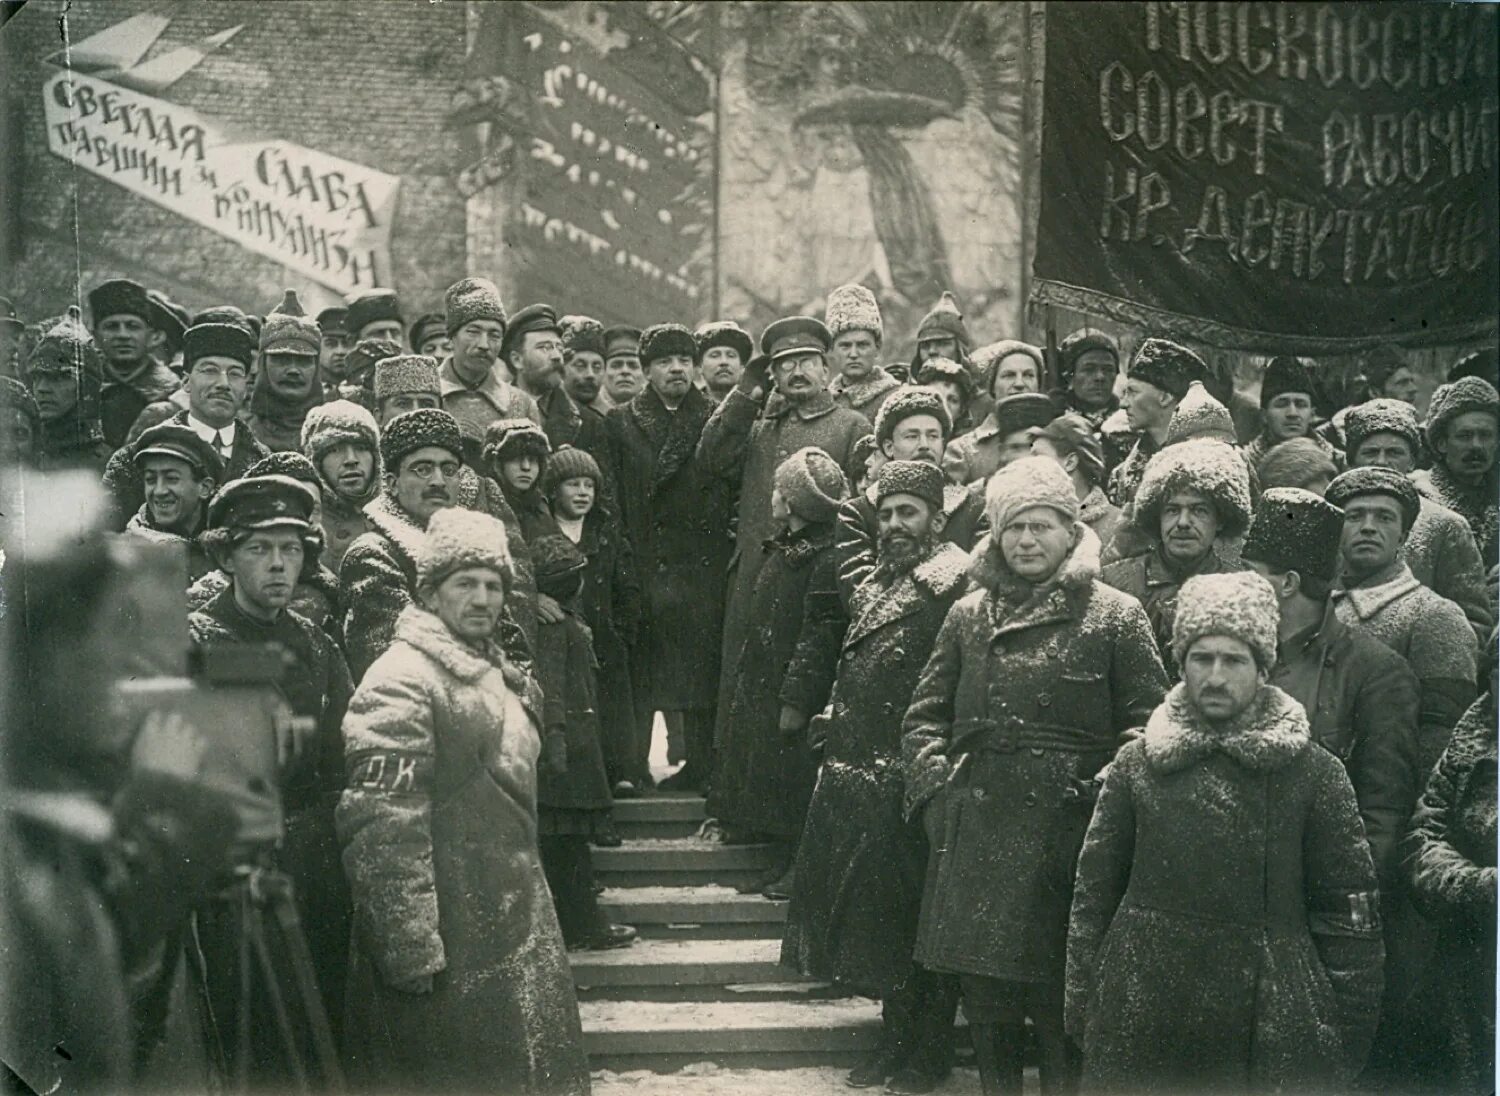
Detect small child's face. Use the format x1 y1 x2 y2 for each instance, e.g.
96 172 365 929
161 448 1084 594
500 455 540 493
770 486 790 522
552 476 596 520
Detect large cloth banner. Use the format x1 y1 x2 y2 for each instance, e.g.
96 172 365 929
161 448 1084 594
43 69 400 294
1032 2 1498 352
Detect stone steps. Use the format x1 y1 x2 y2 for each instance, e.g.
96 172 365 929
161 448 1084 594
610 793 707 840
599 884 787 939
591 837 778 888
571 937 831 1003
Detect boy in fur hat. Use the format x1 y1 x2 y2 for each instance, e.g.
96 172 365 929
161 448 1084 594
485 417 557 543
302 399 381 572
530 532 637 951
711 447 850 897
904 456 1167 1096
1066 572 1383 1094
825 284 902 423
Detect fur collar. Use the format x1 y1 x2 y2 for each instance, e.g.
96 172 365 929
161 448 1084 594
124 504 199 543
967 522 1102 593
1143 683 1310 773
1079 485 1114 524
1335 562 1421 620
831 369 899 408
393 603 503 683
363 491 428 572
629 385 712 494
912 541 970 597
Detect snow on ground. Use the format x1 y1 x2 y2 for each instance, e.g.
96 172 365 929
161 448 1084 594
593 1064 992 1095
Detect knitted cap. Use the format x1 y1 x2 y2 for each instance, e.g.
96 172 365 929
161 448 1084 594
1135 438 1252 538
1172 571 1280 670
259 290 320 355
993 392 1058 440
301 398 380 467
1256 438 1338 492
27 310 102 380
245 451 320 488
561 315 606 358
345 289 403 338
875 459 945 512
1424 376 1500 447
773 446 848 524
380 408 462 470
409 312 448 353
1128 338 1206 400
694 320 752 363
374 354 441 402
483 417 550 466
416 507 514 591
639 323 698 367
88 278 151 325
444 277 506 337
541 444 601 494
1243 487 1344 584
915 357 975 401
1057 329 1119 381
824 284 882 342
1344 398 1421 460
1259 355 1316 408
1166 381 1236 445
914 291 969 350
873 385 952 444
1325 466 1420 532
500 302 559 362
985 455 1079 532
1038 412 1105 485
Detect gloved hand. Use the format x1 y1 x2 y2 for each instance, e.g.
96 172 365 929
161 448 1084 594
741 353 771 392
778 705 808 738
543 731 568 777
807 710 831 754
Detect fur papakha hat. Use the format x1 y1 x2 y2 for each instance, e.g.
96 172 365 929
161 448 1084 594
1325 466 1420 533
417 506 514 592
245 451 320 489
444 277 506 338
1424 376 1500 447
1134 437 1252 538
1242 487 1344 584
915 356 975 402
875 459 945 512
380 408 462 471
1344 398 1421 460
1057 329 1119 381
560 315 606 359
824 284 883 343
1166 381 1236 445
873 385 952 444
1259 355 1317 408
1128 338 1206 401
542 444 601 494
984 454 1080 532
694 320 753 364
483 417 550 467
1171 571 1280 670
345 289 403 338
773 446 848 524
374 354 441 403
639 323 698 367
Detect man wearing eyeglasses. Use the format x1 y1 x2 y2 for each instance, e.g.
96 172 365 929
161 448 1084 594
102 322 270 528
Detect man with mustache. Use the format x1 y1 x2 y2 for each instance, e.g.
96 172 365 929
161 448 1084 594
88 279 181 448
835 385 986 605
123 421 222 583
101 322 271 529
786 460 970 1095
505 304 611 483
1101 437 1253 678
825 284 901 424
438 278 540 444
246 291 329 453
559 315 610 413
1411 372 1499 569
694 320 753 407
302 399 381 573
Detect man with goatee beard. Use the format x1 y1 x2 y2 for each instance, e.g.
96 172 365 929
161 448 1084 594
784 460 969 1095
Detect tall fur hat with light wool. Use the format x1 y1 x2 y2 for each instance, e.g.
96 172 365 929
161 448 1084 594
1171 570 1280 671
1134 437 1252 538
1424 376 1500 448
1343 398 1420 459
416 507 514 593
824 284 883 343
444 277 506 338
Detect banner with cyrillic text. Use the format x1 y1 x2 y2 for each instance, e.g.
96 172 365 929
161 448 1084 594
1032 2 1498 352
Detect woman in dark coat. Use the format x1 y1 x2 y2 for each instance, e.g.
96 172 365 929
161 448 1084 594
710 447 850 897
1065 572 1385 1094
902 457 1167 1094
1401 659 1497 1094
336 509 588 1095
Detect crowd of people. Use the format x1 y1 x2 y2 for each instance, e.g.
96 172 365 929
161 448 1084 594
0 272 1495 1095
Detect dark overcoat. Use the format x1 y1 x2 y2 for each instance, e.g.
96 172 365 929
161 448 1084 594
535 610 613 815
1065 685 1385 1092
782 542 970 996
901 528 1167 984
571 510 642 782
604 386 733 710
337 606 589 1095
709 522 846 839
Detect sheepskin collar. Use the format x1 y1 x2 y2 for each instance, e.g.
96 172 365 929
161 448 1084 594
911 541 970 597
968 522 1102 594
393 603 503 683
1143 683 1310 774
1336 562 1420 620
363 491 429 572
969 524 1102 636
830 369 899 408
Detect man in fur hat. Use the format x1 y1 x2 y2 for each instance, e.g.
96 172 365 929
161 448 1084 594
1412 376 1499 568
786 460 968 1095
1240 355 1342 472
374 353 443 427
302 399 381 572
1107 338 1207 508
247 291 329 453
825 284 901 423
699 316 872 767
1326 467 1478 751
438 278 540 442
835 384 985 604
1047 329 1120 430
1102 437 1252 676
344 289 405 347
28 311 114 474
560 315 610 413
1343 398 1491 640
904 456 1167 1096
975 340 1044 401
88 279 181 447
914 357 978 441
1066 572 1383 1094
909 291 971 376
694 320 752 406
123 421 222 583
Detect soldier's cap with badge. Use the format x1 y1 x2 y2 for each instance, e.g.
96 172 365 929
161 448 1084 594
760 315 832 364
344 289 403 338
88 278 152 326
260 290 321 356
207 474 319 534
132 421 224 482
316 306 349 336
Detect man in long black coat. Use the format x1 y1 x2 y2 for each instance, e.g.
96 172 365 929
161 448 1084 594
603 323 735 792
784 460 969 1094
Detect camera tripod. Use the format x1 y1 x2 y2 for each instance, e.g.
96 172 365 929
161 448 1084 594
192 861 345 1093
